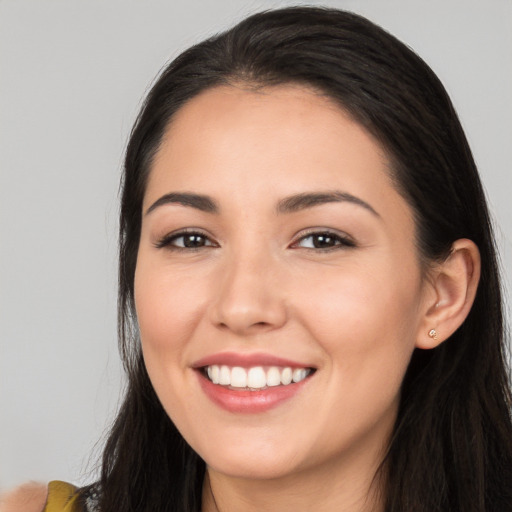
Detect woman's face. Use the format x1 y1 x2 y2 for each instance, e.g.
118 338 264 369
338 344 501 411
135 85 432 482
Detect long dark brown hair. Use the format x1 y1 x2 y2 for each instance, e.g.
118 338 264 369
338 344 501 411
87 7 512 511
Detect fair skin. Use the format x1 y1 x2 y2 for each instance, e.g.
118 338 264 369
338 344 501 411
3 85 479 512
134 85 480 512
1 86 479 512
0 482 48 512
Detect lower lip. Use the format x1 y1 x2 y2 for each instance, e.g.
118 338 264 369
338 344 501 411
196 371 311 413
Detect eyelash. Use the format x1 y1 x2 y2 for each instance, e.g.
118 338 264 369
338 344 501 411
154 229 356 252
291 230 356 252
154 229 216 251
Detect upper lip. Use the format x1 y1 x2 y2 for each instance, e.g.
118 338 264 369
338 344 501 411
191 352 314 369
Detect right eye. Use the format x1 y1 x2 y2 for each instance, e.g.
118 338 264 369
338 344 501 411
155 231 216 250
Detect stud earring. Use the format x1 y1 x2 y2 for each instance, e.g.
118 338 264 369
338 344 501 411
428 329 438 340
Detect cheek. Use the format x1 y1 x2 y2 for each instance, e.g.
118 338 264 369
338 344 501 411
298 257 420 334
134 259 211 424
135 258 203 343
133 257 211 394
294 259 421 398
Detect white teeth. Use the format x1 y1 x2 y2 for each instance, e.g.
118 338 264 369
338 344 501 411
292 368 307 383
219 365 231 385
210 365 220 384
248 367 266 388
204 365 311 389
230 367 247 388
281 367 293 385
266 367 281 387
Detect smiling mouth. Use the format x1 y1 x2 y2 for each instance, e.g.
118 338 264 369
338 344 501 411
202 365 315 391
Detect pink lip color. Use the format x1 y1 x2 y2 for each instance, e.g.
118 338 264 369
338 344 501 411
192 352 311 369
192 352 314 414
196 370 310 413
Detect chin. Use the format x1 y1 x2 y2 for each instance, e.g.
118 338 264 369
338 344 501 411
205 453 302 481
190 428 308 480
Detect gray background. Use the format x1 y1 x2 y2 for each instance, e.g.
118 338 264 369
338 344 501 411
1 0 511 491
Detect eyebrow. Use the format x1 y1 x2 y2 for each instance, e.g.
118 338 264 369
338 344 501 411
145 190 379 217
276 191 379 217
145 192 219 215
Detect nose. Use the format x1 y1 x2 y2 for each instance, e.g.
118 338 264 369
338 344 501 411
208 250 288 336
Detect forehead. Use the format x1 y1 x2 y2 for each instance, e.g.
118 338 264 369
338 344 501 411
145 84 410 223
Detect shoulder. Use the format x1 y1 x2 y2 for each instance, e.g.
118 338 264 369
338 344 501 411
0 481 48 512
0 481 84 512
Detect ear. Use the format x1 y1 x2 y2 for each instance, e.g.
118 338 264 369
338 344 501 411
416 239 481 349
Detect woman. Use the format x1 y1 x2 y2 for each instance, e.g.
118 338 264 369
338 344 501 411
5 6 511 512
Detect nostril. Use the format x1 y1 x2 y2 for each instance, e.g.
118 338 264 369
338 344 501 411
209 286 288 334
216 320 272 332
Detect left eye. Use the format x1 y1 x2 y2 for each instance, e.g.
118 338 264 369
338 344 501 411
293 232 355 250
155 231 215 250
173 233 212 248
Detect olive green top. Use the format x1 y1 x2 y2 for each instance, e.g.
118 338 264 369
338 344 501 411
43 481 81 512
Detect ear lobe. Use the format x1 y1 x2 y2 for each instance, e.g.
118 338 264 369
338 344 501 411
416 239 481 349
